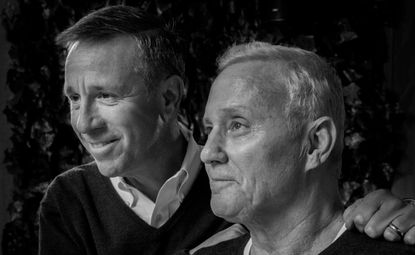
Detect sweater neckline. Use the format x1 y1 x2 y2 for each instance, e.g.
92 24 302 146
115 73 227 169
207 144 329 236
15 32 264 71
97 163 209 234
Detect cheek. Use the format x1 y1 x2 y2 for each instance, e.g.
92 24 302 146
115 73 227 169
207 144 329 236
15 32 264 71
69 110 79 131
227 141 265 199
117 111 152 136
262 138 305 198
117 101 159 128
100 105 140 133
227 134 294 203
113 107 162 151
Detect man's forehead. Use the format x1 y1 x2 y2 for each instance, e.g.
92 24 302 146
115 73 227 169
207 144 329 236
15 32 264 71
204 60 288 123
223 60 286 88
211 61 288 107
67 37 142 75
63 38 146 95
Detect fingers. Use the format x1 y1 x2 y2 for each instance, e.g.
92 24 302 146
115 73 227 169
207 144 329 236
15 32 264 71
404 226 415 245
382 203 415 244
343 189 415 245
402 199 415 245
343 198 367 231
384 223 404 242
364 196 405 238
343 189 393 233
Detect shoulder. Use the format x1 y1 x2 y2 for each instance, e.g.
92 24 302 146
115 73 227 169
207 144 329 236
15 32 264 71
56 161 100 180
193 233 250 255
322 229 415 255
49 161 100 189
40 162 102 206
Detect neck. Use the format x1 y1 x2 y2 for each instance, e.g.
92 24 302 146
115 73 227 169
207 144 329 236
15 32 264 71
248 188 344 255
124 122 187 201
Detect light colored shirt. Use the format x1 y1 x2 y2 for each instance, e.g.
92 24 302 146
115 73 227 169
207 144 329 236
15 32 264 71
243 224 347 255
190 224 248 254
110 127 201 228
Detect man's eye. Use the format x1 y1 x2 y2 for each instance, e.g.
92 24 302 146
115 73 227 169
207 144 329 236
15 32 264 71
204 126 212 135
97 93 113 99
68 94 80 103
227 120 249 136
230 122 242 131
97 93 117 103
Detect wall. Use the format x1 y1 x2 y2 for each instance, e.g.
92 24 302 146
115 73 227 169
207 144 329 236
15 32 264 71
387 0 415 197
0 0 14 254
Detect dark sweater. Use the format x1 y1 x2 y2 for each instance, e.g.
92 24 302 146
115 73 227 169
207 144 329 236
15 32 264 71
39 162 230 255
193 230 415 255
321 229 415 255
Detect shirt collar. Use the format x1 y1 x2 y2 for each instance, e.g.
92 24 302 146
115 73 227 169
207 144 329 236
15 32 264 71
150 126 201 212
113 123 201 199
109 123 202 227
243 238 252 255
243 223 347 255
174 125 201 197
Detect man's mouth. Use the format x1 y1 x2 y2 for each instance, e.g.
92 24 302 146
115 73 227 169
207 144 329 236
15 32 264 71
209 178 236 193
86 138 119 157
210 177 234 182
89 139 117 148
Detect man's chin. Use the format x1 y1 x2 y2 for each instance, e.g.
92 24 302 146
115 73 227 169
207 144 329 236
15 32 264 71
210 197 241 223
95 161 121 177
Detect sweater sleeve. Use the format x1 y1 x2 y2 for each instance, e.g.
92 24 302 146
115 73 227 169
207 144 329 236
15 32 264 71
38 203 83 255
38 176 84 255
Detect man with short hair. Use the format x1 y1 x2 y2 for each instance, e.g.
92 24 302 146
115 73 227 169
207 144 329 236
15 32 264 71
191 42 415 254
39 6 229 255
39 5 415 255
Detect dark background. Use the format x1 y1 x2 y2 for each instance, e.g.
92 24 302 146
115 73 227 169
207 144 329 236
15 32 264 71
0 0 414 254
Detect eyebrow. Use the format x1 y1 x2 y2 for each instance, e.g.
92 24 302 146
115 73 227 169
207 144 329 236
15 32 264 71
63 84 73 96
203 105 251 124
221 106 251 115
63 83 111 95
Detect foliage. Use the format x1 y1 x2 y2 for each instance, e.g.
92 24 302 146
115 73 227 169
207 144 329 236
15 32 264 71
1 0 404 254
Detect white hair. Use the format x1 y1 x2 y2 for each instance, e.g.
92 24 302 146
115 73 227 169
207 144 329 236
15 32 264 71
217 41 345 156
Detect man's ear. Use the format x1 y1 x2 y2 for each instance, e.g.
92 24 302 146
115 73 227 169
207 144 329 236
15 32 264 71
159 75 184 121
305 116 337 171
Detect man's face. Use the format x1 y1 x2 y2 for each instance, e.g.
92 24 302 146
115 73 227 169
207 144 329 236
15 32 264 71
64 37 164 177
201 61 305 223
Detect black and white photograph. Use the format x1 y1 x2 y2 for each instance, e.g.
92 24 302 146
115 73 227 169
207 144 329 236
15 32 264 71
0 0 415 254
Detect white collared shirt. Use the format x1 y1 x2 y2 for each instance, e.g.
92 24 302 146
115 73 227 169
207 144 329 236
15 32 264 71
243 224 347 255
110 127 201 228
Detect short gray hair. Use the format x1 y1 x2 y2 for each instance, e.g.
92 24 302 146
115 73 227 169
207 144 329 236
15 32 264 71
218 41 345 149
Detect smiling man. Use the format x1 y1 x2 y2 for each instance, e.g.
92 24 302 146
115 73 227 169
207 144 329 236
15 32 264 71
63 37 177 187
39 6 229 255
39 5 415 255
192 42 415 254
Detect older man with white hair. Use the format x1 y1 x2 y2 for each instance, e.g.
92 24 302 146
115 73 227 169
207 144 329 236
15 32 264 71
191 42 415 254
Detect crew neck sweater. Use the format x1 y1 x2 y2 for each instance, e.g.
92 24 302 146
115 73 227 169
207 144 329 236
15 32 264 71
192 229 415 255
39 162 229 255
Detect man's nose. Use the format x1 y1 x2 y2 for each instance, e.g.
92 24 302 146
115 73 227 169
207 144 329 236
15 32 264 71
74 101 104 134
200 129 228 165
